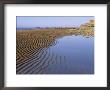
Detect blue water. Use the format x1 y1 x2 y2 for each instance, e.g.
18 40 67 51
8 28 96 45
44 35 94 74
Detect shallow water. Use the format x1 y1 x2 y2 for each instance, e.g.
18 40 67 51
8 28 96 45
17 35 94 74
45 35 94 74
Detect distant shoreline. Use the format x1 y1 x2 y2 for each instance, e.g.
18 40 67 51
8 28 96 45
16 27 79 30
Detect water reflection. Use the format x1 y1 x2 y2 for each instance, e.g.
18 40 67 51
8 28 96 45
46 35 94 74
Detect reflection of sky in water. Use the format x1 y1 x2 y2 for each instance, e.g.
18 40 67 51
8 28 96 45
45 35 94 74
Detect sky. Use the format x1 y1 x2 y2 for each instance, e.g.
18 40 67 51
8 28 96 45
16 16 94 28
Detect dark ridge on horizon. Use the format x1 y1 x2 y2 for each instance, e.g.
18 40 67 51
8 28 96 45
16 27 36 30
16 27 78 30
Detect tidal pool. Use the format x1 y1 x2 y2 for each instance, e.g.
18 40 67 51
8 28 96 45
44 35 94 74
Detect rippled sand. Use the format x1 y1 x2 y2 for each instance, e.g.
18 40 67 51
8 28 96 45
16 29 94 74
